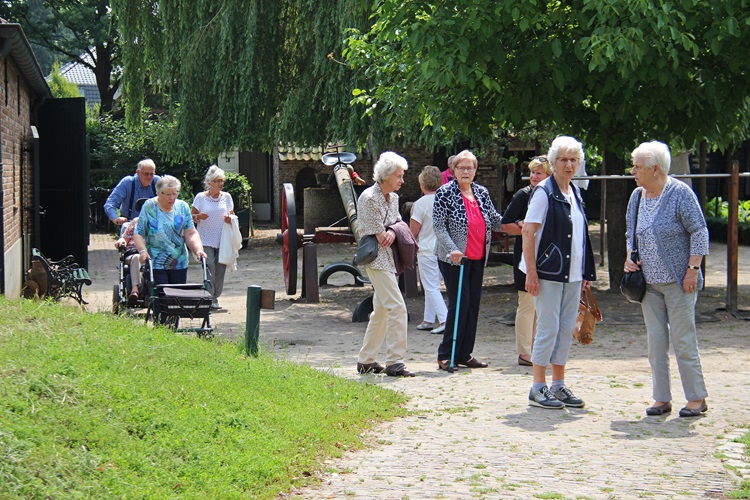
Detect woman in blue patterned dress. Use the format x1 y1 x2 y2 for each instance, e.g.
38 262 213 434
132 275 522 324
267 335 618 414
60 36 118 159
624 141 709 418
134 175 207 287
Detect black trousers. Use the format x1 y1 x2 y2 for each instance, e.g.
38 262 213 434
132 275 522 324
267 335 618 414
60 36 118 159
437 258 484 362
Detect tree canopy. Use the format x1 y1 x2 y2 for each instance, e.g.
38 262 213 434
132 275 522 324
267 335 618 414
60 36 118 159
347 0 750 154
113 0 372 156
1 0 121 113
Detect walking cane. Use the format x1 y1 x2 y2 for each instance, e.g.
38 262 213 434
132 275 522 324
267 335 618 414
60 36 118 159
448 257 467 373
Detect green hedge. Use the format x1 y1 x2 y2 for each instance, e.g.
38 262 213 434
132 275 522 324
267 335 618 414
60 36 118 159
706 217 750 245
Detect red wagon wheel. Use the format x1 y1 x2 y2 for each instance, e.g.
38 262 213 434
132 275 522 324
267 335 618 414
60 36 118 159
280 183 300 295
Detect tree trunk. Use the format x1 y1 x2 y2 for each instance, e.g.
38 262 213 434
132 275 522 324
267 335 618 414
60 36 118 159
604 151 628 289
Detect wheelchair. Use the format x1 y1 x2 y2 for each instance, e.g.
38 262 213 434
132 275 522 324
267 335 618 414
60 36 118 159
112 247 150 314
142 257 214 338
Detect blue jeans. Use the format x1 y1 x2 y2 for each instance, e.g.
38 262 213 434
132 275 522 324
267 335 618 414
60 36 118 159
641 282 707 402
531 280 581 367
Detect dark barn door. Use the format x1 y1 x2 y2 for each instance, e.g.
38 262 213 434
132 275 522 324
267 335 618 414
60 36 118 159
36 98 89 268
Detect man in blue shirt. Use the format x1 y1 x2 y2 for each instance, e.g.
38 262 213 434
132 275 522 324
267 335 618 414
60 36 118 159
104 159 162 225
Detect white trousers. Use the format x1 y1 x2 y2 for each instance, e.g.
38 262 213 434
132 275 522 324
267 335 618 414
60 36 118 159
417 254 447 324
358 268 408 366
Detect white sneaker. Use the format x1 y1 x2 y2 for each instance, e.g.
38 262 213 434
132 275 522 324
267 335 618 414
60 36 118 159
431 323 446 334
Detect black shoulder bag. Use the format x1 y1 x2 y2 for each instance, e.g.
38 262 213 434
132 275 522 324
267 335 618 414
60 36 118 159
620 190 647 303
354 208 388 266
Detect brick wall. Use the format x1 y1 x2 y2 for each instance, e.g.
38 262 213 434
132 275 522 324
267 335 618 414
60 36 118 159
1 56 33 254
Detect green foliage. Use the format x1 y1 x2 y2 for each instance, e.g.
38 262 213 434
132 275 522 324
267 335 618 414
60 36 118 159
223 172 252 210
113 0 373 156
88 112 213 192
347 0 750 153
46 61 81 98
3 0 121 113
0 298 407 498
705 197 750 221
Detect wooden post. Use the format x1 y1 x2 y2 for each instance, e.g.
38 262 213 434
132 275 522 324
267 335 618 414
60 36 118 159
727 161 739 315
245 286 276 356
301 242 319 303
245 286 261 356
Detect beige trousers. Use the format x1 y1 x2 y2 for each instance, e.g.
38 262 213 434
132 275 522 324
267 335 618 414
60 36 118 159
515 290 537 356
358 268 408 366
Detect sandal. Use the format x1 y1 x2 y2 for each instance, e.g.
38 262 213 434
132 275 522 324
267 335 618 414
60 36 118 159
458 357 488 368
127 291 139 307
437 359 457 371
384 363 416 377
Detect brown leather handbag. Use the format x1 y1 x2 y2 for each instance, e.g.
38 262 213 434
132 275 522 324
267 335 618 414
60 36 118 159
574 289 602 345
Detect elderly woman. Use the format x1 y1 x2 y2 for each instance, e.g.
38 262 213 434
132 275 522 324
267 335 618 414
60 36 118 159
134 175 207 287
410 165 448 334
500 156 552 366
433 149 503 371
355 151 415 378
192 165 235 310
521 136 596 409
624 141 709 418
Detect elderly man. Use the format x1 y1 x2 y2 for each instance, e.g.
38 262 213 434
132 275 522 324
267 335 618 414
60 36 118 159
104 159 162 225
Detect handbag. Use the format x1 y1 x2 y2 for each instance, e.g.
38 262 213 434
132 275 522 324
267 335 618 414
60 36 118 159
354 234 379 265
573 288 602 345
620 190 647 303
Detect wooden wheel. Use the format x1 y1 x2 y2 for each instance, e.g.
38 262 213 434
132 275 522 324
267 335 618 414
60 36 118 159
280 183 299 295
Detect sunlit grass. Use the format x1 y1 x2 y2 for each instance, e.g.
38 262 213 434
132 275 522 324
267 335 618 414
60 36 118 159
0 298 407 498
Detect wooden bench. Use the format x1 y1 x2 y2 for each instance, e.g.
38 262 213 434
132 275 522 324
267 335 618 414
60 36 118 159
30 248 92 305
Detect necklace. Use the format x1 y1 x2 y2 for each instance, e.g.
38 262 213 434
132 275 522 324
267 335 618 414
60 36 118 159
207 191 222 202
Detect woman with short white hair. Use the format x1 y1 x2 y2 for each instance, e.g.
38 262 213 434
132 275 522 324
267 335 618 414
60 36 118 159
192 165 235 309
134 175 207 287
521 136 596 409
355 151 415 377
624 140 709 417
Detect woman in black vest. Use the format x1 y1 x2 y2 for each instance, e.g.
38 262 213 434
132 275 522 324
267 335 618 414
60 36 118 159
521 136 596 410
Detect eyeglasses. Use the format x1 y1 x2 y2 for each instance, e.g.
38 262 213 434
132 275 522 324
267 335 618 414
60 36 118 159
532 156 548 163
211 179 225 184
140 171 155 177
456 166 476 172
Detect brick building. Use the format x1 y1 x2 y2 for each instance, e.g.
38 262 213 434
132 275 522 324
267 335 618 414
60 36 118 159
0 21 52 298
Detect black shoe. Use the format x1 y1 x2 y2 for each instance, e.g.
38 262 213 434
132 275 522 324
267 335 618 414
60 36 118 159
127 292 138 307
646 402 672 416
384 363 416 377
518 355 533 366
678 400 708 418
356 362 385 374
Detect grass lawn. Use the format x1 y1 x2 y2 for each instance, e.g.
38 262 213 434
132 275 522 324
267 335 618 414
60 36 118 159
0 298 408 498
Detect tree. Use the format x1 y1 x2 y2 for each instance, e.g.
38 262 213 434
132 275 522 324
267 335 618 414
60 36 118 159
47 60 81 98
112 0 373 157
1 0 121 113
345 0 750 287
